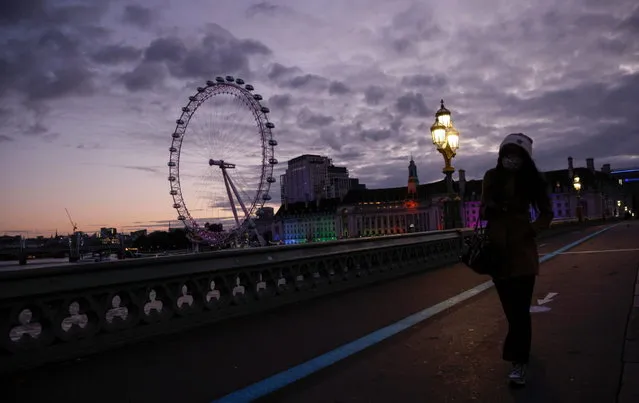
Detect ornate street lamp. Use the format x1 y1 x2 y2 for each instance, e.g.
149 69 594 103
430 99 462 229
573 175 583 223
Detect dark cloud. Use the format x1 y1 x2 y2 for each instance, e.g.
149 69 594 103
285 74 329 90
37 66 94 99
120 62 167 91
395 92 430 116
401 74 446 88
267 63 301 81
381 3 442 54
122 5 154 28
336 149 365 162
0 1 106 27
0 0 45 25
76 143 101 150
92 44 142 64
144 37 187 62
0 134 14 142
246 2 296 18
364 85 385 106
122 25 271 88
268 94 292 109
246 2 283 17
329 81 350 95
319 130 342 152
620 6 639 33
123 166 162 174
297 107 335 129
360 128 393 142
502 73 639 164
0 3 111 109
25 122 47 136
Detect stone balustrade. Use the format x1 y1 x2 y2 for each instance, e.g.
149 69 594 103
0 229 470 373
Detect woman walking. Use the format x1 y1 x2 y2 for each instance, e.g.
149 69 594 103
480 133 554 386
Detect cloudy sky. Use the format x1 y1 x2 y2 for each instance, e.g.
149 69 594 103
1 0 638 236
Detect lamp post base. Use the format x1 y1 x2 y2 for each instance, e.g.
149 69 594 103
577 205 583 223
576 197 583 223
443 198 463 230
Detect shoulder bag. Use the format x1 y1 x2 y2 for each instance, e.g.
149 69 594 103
460 220 498 276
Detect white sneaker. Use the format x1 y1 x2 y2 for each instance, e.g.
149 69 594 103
508 363 527 386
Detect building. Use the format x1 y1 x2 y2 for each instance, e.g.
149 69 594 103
272 156 630 243
272 199 340 244
336 158 483 237
274 157 484 241
130 230 147 241
609 166 639 218
253 207 275 242
544 157 625 221
459 169 483 228
99 227 117 238
279 154 365 204
98 227 119 245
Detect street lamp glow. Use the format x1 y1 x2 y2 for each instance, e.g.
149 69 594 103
429 99 460 157
573 176 581 192
446 126 460 152
437 111 451 126
430 121 447 147
430 99 462 229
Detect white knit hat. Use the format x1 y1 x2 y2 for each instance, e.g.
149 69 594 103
500 133 533 158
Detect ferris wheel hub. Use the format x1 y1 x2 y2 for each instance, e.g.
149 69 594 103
209 159 236 169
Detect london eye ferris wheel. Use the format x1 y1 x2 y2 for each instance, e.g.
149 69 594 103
167 76 278 247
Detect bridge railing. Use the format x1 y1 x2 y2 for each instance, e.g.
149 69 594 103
0 228 471 373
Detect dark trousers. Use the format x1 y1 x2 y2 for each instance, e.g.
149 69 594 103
494 275 536 364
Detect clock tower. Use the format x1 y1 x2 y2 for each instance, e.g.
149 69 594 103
407 155 419 197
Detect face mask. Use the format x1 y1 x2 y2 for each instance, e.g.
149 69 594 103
501 156 523 171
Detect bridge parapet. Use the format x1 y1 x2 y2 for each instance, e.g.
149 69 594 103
0 229 470 373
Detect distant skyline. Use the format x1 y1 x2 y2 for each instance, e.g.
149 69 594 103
1 0 638 236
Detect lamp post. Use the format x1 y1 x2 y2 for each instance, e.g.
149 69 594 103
573 175 583 223
430 99 462 229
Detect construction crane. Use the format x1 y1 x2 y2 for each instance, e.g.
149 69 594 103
65 208 78 233
65 208 80 262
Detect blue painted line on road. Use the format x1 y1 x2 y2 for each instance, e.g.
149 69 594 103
212 224 618 403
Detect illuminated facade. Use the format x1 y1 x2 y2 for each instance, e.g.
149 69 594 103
272 157 631 244
272 199 340 244
336 161 483 236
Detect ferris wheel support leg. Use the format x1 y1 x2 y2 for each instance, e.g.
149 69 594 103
254 229 267 247
228 174 266 246
226 173 250 217
227 174 266 247
221 167 241 227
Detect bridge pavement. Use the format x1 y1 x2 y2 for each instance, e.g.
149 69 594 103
1 222 637 403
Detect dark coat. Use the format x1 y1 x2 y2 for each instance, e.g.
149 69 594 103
480 168 554 278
